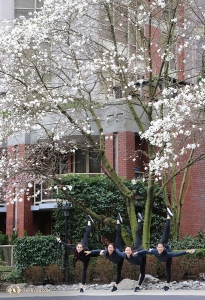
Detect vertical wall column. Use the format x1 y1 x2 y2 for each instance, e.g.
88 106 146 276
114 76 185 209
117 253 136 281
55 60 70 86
6 144 34 238
104 133 114 169
118 131 135 180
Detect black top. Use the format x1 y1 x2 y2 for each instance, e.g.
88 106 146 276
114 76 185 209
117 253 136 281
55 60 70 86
137 248 187 262
115 249 144 266
90 249 123 264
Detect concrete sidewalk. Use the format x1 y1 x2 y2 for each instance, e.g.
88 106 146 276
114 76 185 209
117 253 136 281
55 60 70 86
1 289 205 298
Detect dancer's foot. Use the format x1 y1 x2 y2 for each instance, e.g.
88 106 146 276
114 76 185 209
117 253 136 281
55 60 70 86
116 213 123 223
80 288 84 292
167 208 173 217
134 286 141 292
162 285 169 291
87 215 94 223
111 285 117 292
137 212 143 222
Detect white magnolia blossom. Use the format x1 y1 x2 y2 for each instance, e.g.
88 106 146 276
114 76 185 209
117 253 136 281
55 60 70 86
0 0 202 201
140 80 205 177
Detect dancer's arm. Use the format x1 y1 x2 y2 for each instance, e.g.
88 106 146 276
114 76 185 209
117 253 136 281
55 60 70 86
134 249 150 256
115 249 126 258
84 249 102 256
56 238 75 252
168 249 195 257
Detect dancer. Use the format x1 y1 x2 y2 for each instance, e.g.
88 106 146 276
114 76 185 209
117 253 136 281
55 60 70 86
136 208 195 291
56 215 97 293
88 213 124 292
115 212 146 292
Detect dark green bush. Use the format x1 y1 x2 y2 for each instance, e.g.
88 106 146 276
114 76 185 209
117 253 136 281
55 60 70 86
4 269 26 284
67 252 205 284
170 230 205 250
53 174 166 248
0 258 9 286
14 235 61 270
0 232 8 245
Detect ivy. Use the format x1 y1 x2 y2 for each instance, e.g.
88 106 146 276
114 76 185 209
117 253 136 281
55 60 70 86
14 235 61 270
53 175 166 248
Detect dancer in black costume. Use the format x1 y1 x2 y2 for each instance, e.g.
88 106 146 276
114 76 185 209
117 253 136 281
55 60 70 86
88 213 124 292
136 208 195 291
57 215 97 293
115 212 146 292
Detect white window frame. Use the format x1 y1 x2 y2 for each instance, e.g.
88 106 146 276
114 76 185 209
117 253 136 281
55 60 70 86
14 0 44 19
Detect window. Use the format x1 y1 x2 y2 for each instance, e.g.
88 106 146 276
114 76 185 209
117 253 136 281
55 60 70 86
14 0 44 19
73 149 101 174
34 182 57 203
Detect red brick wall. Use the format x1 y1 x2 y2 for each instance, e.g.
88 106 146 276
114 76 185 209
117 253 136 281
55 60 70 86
179 161 205 237
105 133 114 169
118 131 135 180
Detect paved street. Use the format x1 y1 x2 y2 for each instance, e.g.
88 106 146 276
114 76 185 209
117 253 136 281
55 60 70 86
1 289 205 299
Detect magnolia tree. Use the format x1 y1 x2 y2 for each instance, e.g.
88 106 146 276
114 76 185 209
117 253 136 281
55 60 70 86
0 0 204 245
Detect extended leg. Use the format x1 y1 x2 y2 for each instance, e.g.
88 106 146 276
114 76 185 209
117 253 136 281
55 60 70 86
134 213 143 250
81 215 93 249
115 214 123 251
160 208 173 248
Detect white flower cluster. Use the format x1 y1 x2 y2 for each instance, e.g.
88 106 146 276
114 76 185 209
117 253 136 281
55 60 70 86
140 81 205 178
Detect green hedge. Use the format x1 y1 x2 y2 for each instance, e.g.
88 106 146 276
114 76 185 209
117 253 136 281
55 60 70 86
68 249 205 284
14 235 61 270
53 174 166 248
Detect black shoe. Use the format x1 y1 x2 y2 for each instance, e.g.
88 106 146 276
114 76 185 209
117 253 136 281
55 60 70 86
137 212 143 222
167 208 173 217
111 286 117 292
116 213 123 223
162 285 169 291
134 286 140 292
80 288 84 292
87 215 94 223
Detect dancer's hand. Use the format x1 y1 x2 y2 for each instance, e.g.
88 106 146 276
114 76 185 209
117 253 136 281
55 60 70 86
186 249 195 254
56 237 61 243
133 252 138 255
84 251 91 256
100 250 104 255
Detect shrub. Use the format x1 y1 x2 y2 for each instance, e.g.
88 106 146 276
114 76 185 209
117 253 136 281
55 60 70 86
170 230 205 250
64 253 205 284
14 235 61 270
121 260 139 280
24 266 44 285
0 258 9 287
5 269 26 284
53 174 166 248
45 264 64 284
0 232 8 245
93 256 116 284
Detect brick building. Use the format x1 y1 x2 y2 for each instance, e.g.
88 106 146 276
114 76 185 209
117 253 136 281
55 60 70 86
0 0 204 240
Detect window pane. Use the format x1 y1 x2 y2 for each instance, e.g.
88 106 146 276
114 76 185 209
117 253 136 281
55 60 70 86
14 0 34 9
89 151 101 173
14 9 34 19
75 150 86 173
37 0 44 8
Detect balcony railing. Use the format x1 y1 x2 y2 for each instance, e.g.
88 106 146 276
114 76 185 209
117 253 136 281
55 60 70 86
33 173 104 205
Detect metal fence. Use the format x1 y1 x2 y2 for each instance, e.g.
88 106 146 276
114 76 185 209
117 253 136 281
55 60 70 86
0 245 15 266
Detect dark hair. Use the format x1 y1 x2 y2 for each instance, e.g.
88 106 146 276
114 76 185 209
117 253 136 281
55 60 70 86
156 241 164 247
106 243 115 256
76 242 85 249
125 246 132 251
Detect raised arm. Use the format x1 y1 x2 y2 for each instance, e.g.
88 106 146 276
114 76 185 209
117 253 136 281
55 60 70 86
56 238 75 252
168 249 195 258
115 249 126 258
